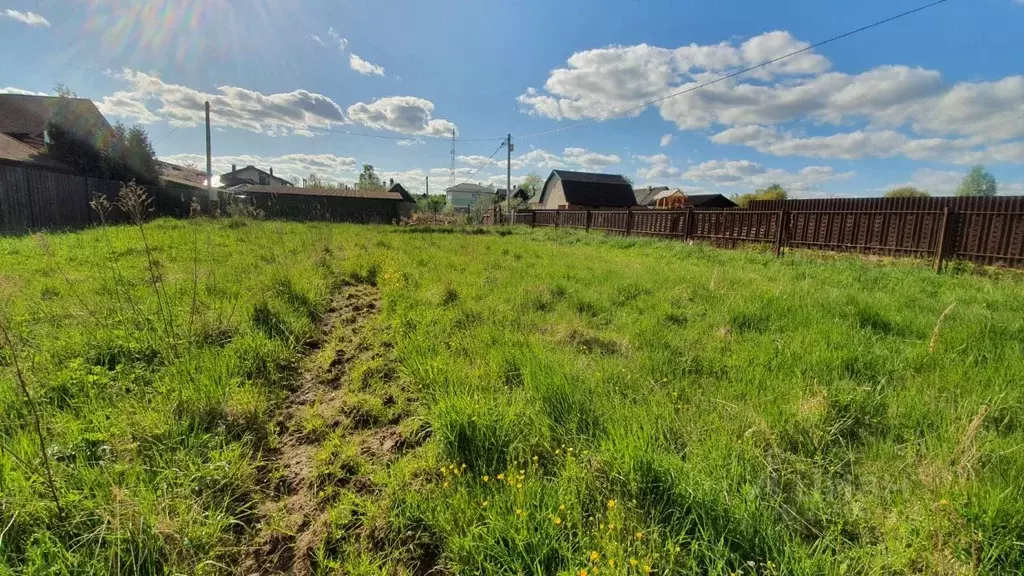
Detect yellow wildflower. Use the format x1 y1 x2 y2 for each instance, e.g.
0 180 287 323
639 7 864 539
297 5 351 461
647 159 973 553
497 473 505 480
553 516 562 525
608 559 616 568
515 509 523 517
442 481 449 488
643 565 652 574
939 499 949 506
579 570 588 576
607 499 617 509
481 500 488 507
635 531 644 540
630 559 638 567
517 483 523 489
589 551 600 561
482 475 490 482
608 523 615 531
559 505 566 511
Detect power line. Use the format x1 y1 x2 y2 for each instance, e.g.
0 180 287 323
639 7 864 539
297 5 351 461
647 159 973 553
517 0 952 141
306 125 504 143
450 140 506 188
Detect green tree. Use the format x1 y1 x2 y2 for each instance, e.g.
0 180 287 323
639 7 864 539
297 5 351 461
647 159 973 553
124 125 159 184
885 186 930 198
357 164 383 190
734 183 787 208
519 173 543 198
956 165 997 197
46 86 106 178
416 194 446 214
306 171 324 189
47 85 159 184
755 183 787 201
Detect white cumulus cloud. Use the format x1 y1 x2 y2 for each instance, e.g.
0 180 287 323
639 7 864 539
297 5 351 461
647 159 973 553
347 96 456 136
95 69 456 137
3 9 49 27
518 30 1024 163
0 87 49 96
659 134 673 147
349 53 385 76
681 159 854 194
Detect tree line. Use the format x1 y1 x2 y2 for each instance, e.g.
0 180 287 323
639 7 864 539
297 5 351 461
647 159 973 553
731 164 1000 206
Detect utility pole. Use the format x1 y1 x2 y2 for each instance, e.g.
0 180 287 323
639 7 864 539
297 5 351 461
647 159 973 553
506 133 512 224
425 175 429 197
449 128 456 190
205 101 212 202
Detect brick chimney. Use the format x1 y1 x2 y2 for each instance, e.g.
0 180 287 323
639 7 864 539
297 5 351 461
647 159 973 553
269 167 274 176
231 163 236 172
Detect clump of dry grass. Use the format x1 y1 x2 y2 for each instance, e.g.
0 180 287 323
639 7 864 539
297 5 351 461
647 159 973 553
929 301 956 353
953 404 989 481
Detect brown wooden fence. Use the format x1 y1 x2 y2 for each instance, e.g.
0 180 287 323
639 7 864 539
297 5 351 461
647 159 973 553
514 202 1024 270
0 161 212 235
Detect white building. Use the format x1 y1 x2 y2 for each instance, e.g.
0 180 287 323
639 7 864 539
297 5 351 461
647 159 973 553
445 182 495 212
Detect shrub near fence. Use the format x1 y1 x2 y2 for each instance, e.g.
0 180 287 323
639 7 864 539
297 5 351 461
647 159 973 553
0 161 212 234
517 201 1024 270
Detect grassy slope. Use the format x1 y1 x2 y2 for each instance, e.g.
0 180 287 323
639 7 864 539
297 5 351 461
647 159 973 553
1 219 1022 575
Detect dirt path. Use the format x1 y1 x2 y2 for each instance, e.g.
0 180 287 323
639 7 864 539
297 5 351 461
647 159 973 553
240 283 385 576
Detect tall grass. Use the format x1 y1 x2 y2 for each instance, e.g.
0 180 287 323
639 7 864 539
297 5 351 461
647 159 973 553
0 220 1022 574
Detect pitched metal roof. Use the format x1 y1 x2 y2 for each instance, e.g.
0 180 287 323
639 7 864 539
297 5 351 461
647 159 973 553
634 186 670 206
387 182 416 202
545 169 635 208
157 160 207 188
219 164 293 186
445 182 493 194
236 184 408 201
0 94 112 137
684 194 738 207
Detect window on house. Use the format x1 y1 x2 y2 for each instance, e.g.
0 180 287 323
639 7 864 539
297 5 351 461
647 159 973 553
259 173 268 185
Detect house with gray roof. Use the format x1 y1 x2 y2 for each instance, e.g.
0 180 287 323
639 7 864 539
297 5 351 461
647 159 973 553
445 182 495 212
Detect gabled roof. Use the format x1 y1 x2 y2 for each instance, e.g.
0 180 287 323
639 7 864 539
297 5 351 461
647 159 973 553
157 159 207 188
543 169 636 208
219 164 293 186
0 133 69 169
387 182 416 203
653 188 682 201
445 182 493 194
0 94 112 138
235 184 408 201
634 186 670 206
682 194 738 208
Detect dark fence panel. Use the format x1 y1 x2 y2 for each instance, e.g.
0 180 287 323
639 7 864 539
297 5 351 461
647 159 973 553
590 210 628 235
692 210 780 244
787 210 942 256
517 204 1024 270
632 210 684 237
1 161 210 235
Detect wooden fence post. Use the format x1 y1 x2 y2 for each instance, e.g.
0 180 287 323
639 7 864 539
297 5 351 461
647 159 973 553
933 206 950 273
773 209 786 257
682 208 693 241
625 207 633 236
554 210 560 228
585 209 592 232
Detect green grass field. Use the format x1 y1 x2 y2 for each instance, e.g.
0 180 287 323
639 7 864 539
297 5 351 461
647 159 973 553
1 217 1022 575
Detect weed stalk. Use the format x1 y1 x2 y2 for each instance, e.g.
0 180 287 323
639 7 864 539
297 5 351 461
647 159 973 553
0 311 62 518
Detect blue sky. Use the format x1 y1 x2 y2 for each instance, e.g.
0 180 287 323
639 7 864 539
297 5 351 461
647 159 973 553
3 0 1023 196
